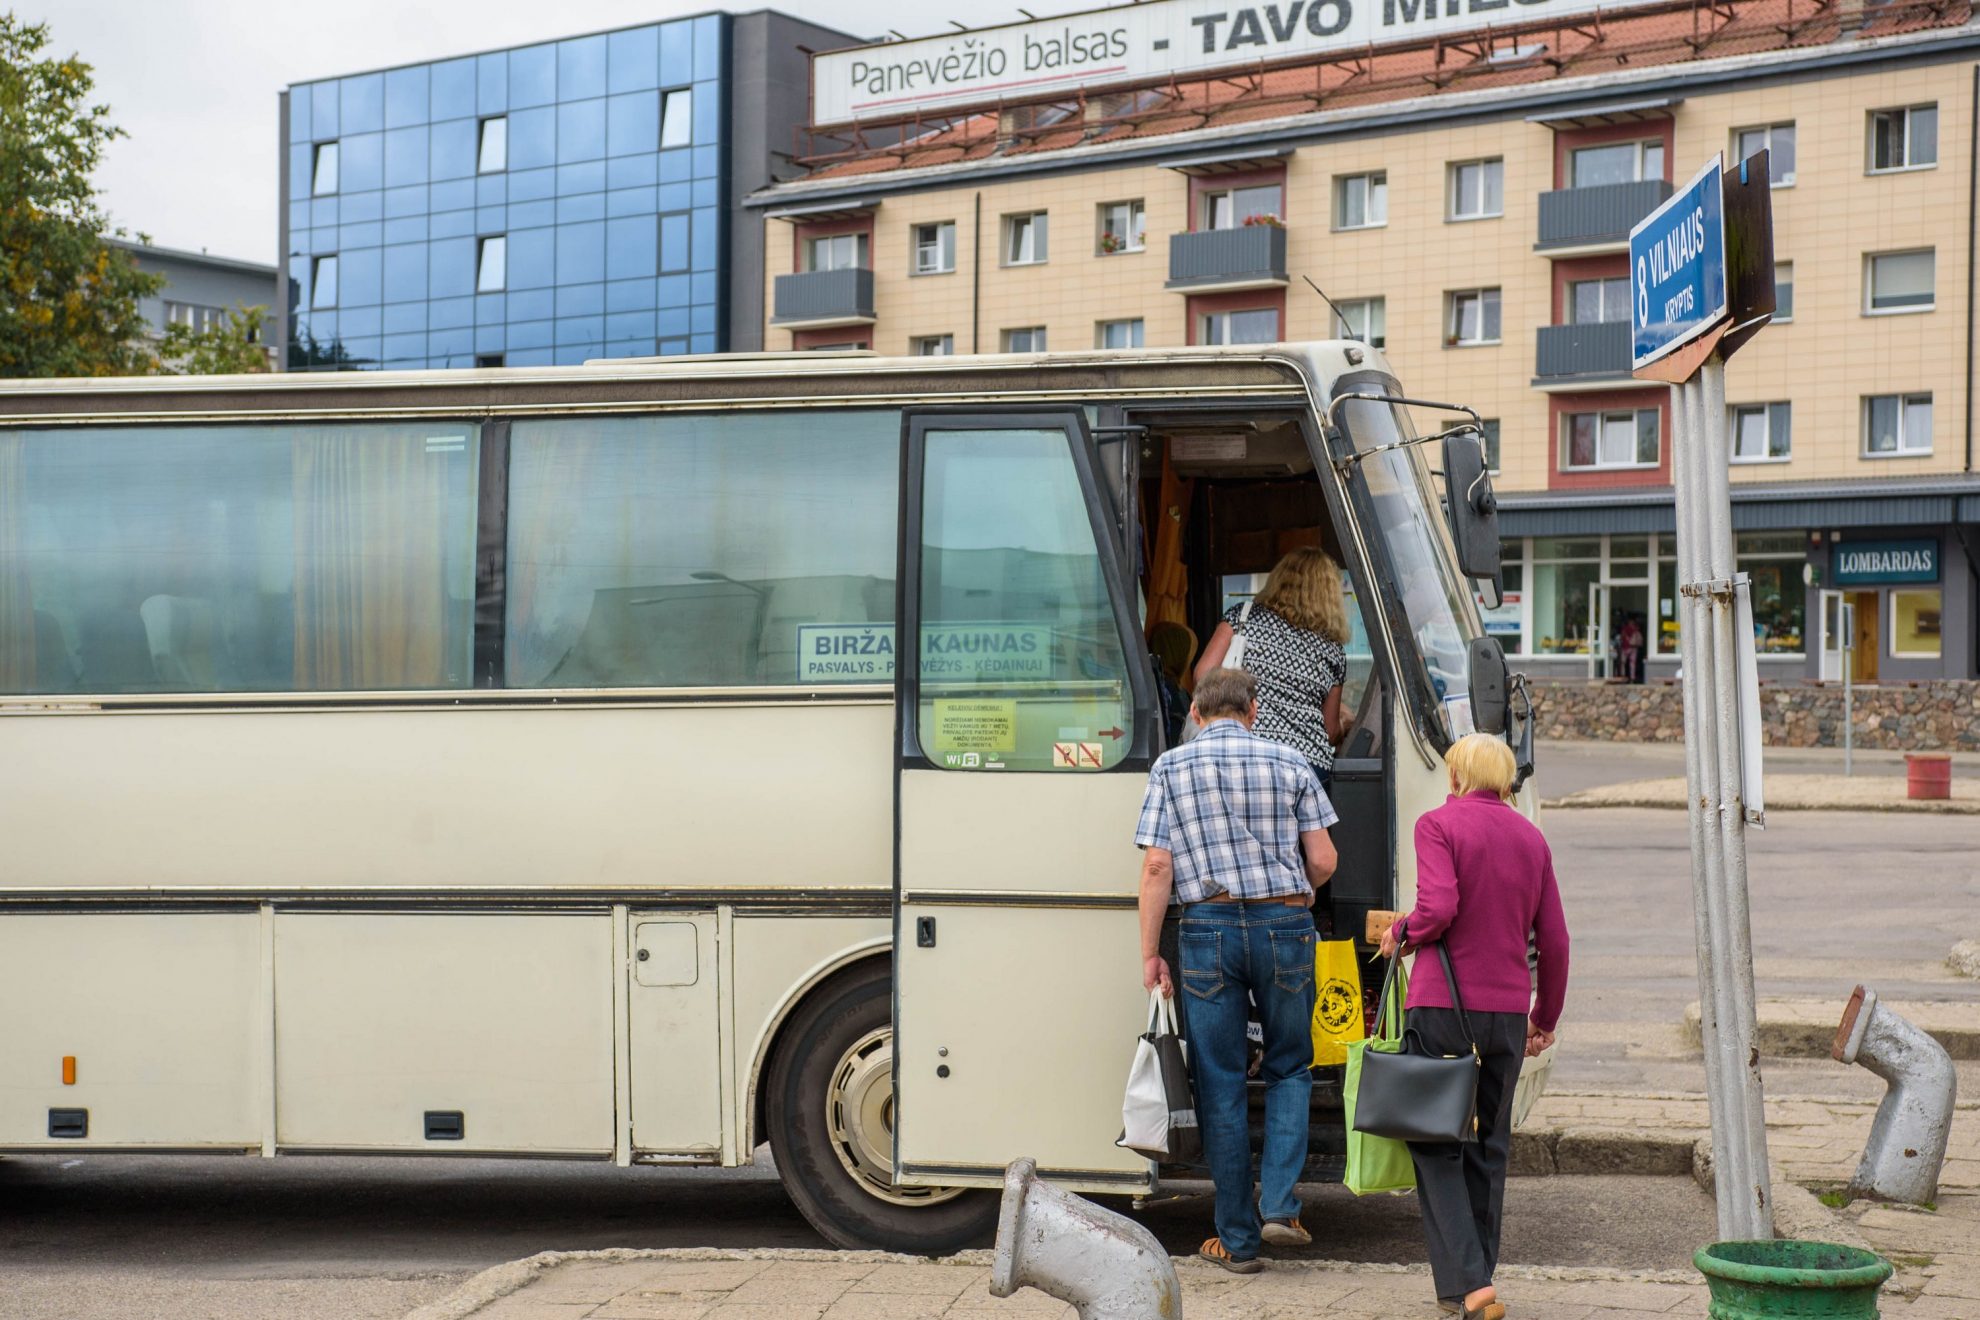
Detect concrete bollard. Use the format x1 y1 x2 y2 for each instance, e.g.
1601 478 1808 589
991 1158 1182 1320
1833 985 1957 1205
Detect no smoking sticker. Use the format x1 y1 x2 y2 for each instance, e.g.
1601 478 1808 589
1051 741 1105 769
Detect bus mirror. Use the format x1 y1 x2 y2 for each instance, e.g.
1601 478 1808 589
1442 430 1501 589
1467 637 1509 736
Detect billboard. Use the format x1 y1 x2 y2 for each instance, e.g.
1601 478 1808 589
813 0 1670 125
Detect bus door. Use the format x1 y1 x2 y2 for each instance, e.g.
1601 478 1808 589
891 409 1161 1193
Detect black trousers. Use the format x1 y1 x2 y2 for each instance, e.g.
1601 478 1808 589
1404 1007 1529 1301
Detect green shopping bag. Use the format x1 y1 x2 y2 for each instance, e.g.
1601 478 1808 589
1342 952 1417 1195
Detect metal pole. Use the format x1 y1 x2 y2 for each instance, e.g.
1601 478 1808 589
1676 357 1775 1240
1843 614 1854 777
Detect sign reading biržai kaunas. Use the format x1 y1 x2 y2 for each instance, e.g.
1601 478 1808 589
812 0 1669 125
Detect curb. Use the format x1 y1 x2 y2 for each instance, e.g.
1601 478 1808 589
403 1246 1708 1319
1681 1000 1980 1060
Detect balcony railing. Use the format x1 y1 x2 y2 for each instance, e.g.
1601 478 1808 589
1535 321 1633 381
1165 225 1288 291
772 267 875 327
1536 179 1674 251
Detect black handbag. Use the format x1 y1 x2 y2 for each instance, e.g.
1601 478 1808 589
1349 941 1481 1144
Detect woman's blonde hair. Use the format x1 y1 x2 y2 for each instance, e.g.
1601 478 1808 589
1253 547 1350 643
1446 733 1518 799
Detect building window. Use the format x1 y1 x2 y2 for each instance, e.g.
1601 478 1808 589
1097 200 1145 254
310 254 339 309
1003 326 1047 352
1446 288 1501 345
475 353 505 368
1730 402 1791 463
1004 212 1048 265
806 233 868 272
1562 407 1658 469
1568 140 1663 188
1869 104 1937 172
1479 419 1502 473
1863 392 1932 456
1775 262 1794 322
477 117 507 174
1334 297 1385 348
1333 172 1387 229
1203 182 1282 230
164 302 228 334
913 222 956 275
912 334 955 355
476 235 507 293
311 141 339 196
1891 589 1943 658
1733 123 1795 185
1865 249 1935 313
1097 318 1144 349
1447 158 1504 219
1200 308 1277 345
661 88 693 149
1567 276 1629 324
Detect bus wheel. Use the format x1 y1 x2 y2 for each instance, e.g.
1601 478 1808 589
766 960 996 1253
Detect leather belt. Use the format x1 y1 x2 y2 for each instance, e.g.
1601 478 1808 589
1198 892 1310 907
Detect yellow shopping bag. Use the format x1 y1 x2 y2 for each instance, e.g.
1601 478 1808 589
1310 938 1366 1066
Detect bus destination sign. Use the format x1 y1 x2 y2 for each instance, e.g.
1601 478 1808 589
813 0 1672 125
798 623 1057 683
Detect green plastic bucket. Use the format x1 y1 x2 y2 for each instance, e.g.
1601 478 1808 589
1694 1241 1894 1319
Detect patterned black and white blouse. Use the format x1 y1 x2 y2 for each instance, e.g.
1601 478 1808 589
1222 601 1349 770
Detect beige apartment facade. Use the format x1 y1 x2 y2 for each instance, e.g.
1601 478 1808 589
752 3 1980 684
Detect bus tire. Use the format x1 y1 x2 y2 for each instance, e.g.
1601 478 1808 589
766 960 997 1254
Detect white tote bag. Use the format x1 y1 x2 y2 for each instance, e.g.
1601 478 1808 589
1179 600 1252 743
1118 990 1201 1161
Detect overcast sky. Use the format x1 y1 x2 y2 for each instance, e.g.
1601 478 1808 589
39 0 1091 267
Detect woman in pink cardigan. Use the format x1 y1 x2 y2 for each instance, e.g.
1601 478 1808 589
1379 733 1570 1320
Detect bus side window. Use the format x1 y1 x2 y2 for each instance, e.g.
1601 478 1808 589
917 428 1134 772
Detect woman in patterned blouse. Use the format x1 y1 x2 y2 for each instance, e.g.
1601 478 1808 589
1192 547 1353 787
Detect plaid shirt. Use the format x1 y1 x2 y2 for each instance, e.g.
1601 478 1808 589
1134 719 1337 903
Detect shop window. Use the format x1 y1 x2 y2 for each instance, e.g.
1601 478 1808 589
1529 539 1601 657
1003 211 1048 265
1864 392 1932 456
1097 200 1145 254
1334 172 1387 229
1202 183 1281 230
1447 158 1503 219
1446 288 1500 345
913 222 957 275
1335 297 1385 348
1569 140 1663 188
1562 408 1657 470
1892 588 1942 657
1865 249 1934 314
1741 533 1806 656
1733 123 1795 185
1868 104 1937 172
1730 402 1790 463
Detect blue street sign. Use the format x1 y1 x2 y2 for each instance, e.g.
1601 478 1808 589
1631 155 1729 372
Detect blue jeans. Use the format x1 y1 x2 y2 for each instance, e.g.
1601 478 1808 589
1177 902 1316 1258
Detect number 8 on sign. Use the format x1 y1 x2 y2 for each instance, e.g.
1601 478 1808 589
1636 255 1649 327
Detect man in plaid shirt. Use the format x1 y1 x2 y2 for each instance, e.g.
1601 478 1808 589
1136 667 1337 1272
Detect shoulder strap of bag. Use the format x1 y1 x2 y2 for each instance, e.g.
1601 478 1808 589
1434 942 1476 1050
1226 601 1254 671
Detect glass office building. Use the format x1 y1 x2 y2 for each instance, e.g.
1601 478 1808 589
280 13 842 370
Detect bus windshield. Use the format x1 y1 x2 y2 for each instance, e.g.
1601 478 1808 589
1335 394 1487 746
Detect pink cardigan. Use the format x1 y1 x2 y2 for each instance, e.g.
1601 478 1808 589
1398 790 1570 1033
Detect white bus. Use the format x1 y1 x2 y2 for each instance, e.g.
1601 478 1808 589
0 343 1539 1253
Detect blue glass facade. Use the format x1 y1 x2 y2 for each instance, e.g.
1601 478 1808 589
283 16 727 370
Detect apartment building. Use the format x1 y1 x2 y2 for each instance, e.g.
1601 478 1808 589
750 0 1980 683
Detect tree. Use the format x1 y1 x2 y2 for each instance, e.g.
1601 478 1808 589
0 14 162 377
157 304 272 375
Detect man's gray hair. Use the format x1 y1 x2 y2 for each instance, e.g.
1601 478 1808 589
1193 667 1257 720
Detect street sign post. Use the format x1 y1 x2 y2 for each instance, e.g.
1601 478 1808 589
1631 151 1776 1242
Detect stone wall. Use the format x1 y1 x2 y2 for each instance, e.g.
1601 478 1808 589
1529 679 1980 750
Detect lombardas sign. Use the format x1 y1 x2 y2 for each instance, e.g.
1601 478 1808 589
812 0 1663 124
1832 539 1939 587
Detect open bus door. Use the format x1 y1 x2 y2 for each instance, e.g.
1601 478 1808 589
890 409 1161 1194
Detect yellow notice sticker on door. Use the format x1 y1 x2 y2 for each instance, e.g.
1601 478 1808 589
930 700 1018 755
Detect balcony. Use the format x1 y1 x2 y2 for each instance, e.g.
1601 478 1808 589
1165 225 1288 293
1535 179 1674 255
772 268 875 329
1534 321 1641 389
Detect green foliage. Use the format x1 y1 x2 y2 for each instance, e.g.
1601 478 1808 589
157 304 272 375
1818 1189 1851 1208
0 14 163 377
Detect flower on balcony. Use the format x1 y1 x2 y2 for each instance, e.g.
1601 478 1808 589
1241 213 1284 228
1100 232 1123 253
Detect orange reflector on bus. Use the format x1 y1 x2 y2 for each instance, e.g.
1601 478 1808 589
61 1057 76 1086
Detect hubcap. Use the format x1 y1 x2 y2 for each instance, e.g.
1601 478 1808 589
825 1025 966 1207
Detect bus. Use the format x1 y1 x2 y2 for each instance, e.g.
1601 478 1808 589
0 342 1541 1254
